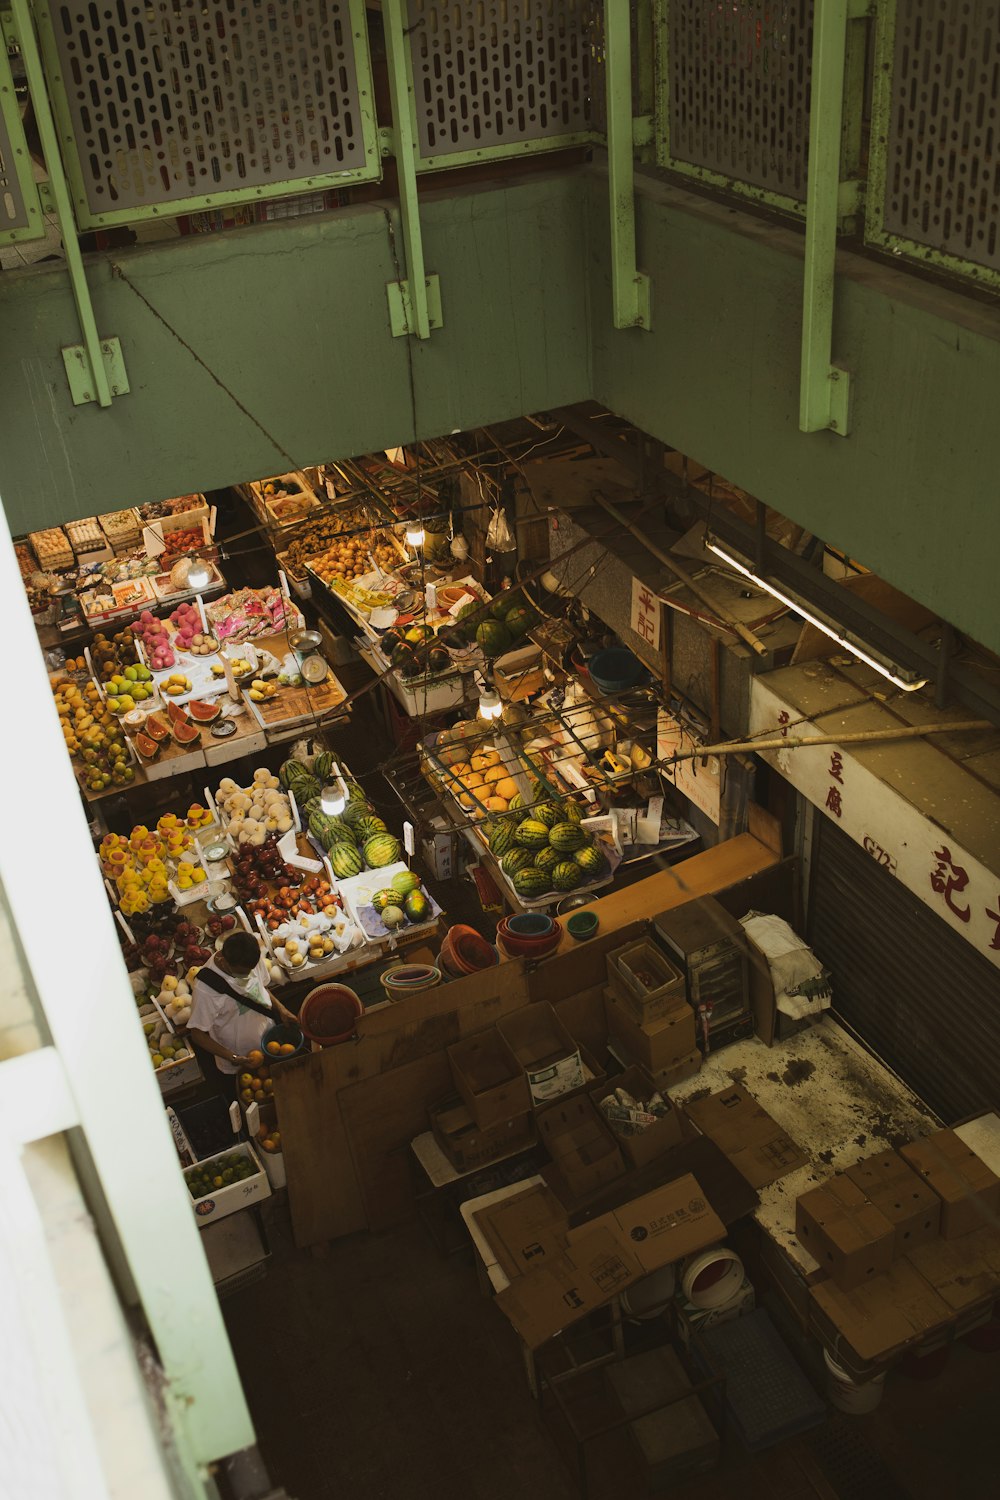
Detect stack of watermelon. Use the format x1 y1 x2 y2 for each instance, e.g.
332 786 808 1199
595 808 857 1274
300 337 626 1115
279 755 403 876
484 783 607 900
454 588 539 659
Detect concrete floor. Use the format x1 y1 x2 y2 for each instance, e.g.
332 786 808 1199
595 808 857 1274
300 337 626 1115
221 1199 1000 1500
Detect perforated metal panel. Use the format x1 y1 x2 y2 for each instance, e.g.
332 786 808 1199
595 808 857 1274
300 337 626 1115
407 0 603 164
0 45 40 237
38 0 378 226
666 0 813 203
882 0 1000 275
0 106 31 233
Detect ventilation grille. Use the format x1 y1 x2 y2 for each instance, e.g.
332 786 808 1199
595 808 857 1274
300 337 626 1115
43 0 374 221
408 0 603 161
882 0 1000 274
667 0 813 201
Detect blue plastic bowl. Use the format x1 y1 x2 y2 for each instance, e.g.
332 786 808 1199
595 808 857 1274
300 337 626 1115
588 648 647 696
507 913 554 938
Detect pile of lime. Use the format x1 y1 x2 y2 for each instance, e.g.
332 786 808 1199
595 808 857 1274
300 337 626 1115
186 1152 257 1200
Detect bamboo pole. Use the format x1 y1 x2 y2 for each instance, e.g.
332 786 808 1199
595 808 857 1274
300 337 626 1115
593 493 770 657
658 720 993 767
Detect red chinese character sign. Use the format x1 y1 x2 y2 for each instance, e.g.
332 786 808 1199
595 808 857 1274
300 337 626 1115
749 676 1000 971
630 577 661 652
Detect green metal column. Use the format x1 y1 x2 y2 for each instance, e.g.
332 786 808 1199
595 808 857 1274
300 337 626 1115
8 0 122 407
382 0 440 339
799 0 868 435
604 0 651 330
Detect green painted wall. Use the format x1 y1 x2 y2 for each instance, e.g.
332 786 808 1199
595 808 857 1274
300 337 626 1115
587 168 1000 656
0 173 591 533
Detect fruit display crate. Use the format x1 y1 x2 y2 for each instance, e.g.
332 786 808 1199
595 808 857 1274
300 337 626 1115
355 637 471 716
246 471 322 529
183 1142 272 1225
333 860 444 941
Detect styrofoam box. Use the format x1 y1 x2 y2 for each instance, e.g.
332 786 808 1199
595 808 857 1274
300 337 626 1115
183 1142 272 1225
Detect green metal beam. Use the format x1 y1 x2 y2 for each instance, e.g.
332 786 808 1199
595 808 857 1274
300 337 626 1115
382 0 435 340
9 0 116 407
799 0 861 436
604 0 651 330
0 24 45 243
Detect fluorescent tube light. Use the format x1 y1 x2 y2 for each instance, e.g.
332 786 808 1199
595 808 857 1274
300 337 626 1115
706 540 928 693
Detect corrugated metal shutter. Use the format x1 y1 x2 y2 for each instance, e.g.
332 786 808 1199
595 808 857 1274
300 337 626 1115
807 816 1000 1124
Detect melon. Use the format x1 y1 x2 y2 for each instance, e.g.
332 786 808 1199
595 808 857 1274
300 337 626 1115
187 698 221 723
170 717 199 745
135 732 160 760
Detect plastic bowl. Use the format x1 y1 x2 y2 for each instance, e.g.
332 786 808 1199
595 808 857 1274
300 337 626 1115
507 913 554 938
299 984 362 1046
588 647 647 696
566 910 599 941
261 1022 308 1060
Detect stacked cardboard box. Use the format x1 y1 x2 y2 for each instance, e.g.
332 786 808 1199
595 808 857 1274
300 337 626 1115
499 1003 605 1106
795 1176 896 1291
684 1085 808 1190
845 1150 941 1255
446 1031 531 1130
603 938 700 1087
536 1095 626 1199
900 1129 1000 1238
428 1096 535 1173
591 1064 684 1169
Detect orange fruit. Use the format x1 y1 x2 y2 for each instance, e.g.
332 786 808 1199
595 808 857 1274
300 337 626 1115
239 1088 253 1103
279 1042 295 1055
239 1072 253 1087
246 1049 264 1066
266 1040 281 1055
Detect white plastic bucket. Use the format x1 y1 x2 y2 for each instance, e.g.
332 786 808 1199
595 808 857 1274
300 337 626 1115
681 1247 744 1309
621 1265 676 1320
824 1350 886 1414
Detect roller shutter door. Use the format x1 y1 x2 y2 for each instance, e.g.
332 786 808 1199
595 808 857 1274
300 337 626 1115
807 815 1000 1123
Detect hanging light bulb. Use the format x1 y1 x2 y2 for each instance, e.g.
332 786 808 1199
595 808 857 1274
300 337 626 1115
406 521 425 549
320 764 348 815
186 556 211 591
478 683 502 721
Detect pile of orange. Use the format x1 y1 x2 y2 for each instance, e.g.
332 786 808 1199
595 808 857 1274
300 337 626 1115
238 1048 274 1105
257 1126 282 1155
266 1039 298 1057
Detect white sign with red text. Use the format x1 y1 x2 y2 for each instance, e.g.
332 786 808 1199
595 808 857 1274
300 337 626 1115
631 577 661 653
750 677 1000 970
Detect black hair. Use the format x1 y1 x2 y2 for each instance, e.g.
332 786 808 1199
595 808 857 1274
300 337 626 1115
221 931 261 973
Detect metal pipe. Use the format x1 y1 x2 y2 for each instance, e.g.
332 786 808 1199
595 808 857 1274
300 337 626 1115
382 0 431 339
10 0 114 407
603 0 650 329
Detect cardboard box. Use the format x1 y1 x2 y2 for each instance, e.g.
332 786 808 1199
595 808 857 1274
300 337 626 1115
900 1130 1000 1238
639 1050 702 1093
604 986 697 1072
473 1182 569 1279
499 1003 584 1104
809 1258 952 1368
183 1143 272 1226
796 1175 896 1290
683 1085 808 1189
606 938 687 1023
846 1150 941 1256
496 1174 725 1348
537 1094 626 1199
446 1030 531 1130
428 1096 535 1173
591 1064 684 1169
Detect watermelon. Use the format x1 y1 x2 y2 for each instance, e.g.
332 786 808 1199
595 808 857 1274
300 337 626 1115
391 869 422 898
371 888 399 914
532 803 561 828
345 780 368 804
490 593 516 620
475 619 512 658
511 867 551 899
501 847 536 877
533 845 561 873
456 601 483 640
343 799 376 828
505 605 537 639
552 861 582 891
562 800 585 824
404 890 430 924
487 817 518 859
507 793 526 816
364 833 402 868
280 758 309 789
303 796 322 820
313 751 333 782
291 773 321 805
549 821 587 853
515 819 551 849
356 815 389 842
574 844 606 875
328 843 363 879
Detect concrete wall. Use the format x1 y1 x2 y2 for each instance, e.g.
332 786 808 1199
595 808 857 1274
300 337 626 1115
0 173 591 534
587 166 1000 656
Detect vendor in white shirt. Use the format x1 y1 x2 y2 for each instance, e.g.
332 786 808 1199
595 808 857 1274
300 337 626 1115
188 931 296 1077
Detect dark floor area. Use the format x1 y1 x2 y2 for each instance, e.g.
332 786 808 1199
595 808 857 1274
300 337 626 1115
222 1199 1000 1500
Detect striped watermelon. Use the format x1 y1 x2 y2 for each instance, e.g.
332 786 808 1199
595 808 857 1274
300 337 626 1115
372 887 399 914
343 799 376 828
574 844 606 875
549 821 586 853
488 817 518 859
562 800 585 824
512 866 551 899
515 819 551 849
313 751 333 782
363 833 402 868
501 847 536 877
356 815 389 842
552 861 582 891
507 793 526 817
280 758 309 789
534 845 561 873
391 869 422 898
328 842 363 879
533 803 561 829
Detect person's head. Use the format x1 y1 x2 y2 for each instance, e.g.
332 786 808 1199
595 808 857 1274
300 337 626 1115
218 931 261 977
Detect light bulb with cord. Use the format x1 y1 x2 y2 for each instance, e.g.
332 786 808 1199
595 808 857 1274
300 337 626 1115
476 671 502 721
186 555 211 591
320 763 348 815
405 521 425 549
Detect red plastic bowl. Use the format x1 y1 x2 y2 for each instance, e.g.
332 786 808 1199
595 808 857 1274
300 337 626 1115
300 984 362 1046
